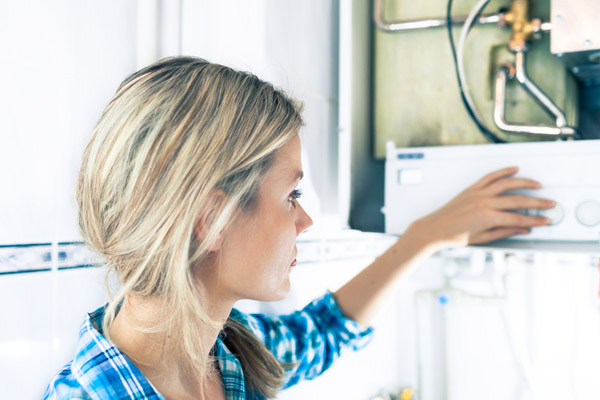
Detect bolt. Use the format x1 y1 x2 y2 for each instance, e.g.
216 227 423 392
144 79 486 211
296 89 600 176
589 52 600 63
572 67 580 74
584 40 592 48
557 53 564 58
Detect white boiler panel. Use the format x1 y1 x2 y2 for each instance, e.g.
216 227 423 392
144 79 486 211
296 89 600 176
384 139 600 242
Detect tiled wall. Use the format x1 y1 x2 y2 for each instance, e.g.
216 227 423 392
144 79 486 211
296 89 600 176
1 234 403 400
0 266 107 399
3 236 600 399
0 1 137 397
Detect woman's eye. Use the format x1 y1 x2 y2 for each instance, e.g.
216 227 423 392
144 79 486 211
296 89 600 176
288 188 303 209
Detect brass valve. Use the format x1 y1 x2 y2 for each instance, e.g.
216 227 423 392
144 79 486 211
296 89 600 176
500 0 541 51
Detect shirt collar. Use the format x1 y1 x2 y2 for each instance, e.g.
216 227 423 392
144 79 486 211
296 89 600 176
70 305 164 400
69 305 251 400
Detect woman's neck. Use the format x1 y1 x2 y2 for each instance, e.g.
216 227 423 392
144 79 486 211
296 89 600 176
108 294 233 399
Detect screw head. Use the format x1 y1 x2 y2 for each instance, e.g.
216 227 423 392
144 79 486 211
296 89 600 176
589 52 600 63
572 67 580 74
584 40 592 48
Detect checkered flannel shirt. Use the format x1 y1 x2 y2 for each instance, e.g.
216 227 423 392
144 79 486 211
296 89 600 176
43 292 373 399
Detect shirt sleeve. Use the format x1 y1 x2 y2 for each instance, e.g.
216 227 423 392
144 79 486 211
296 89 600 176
230 291 374 389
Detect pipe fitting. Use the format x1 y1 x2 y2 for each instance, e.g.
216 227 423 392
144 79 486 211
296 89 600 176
504 0 541 51
493 53 578 138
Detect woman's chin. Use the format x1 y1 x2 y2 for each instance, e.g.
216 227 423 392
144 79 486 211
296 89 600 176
253 281 291 303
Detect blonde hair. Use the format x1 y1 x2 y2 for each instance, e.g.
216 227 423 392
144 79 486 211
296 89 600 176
77 56 303 398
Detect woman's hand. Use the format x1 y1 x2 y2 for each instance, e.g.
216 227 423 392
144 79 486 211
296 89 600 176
406 166 555 252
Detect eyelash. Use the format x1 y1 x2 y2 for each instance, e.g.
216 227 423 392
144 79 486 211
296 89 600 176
289 188 303 209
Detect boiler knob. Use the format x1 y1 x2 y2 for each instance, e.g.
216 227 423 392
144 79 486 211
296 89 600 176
538 203 564 225
575 200 600 227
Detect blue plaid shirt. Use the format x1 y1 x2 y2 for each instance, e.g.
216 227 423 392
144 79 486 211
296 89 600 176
43 292 373 399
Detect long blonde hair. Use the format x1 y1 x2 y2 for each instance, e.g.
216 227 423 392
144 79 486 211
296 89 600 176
77 56 303 397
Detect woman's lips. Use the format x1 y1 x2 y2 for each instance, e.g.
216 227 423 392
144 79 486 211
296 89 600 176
291 258 297 267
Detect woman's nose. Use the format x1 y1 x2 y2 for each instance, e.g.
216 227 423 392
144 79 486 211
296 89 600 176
296 202 313 235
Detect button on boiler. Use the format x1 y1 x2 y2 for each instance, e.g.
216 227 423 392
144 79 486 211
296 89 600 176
576 200 600 227
538 203 564 225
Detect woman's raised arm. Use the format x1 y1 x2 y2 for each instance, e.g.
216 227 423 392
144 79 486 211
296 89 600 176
333 166 556 328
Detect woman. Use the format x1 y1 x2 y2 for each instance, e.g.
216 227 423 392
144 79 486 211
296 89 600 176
43 57 553 400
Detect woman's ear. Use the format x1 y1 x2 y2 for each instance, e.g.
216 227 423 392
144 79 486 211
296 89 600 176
194 191 226 252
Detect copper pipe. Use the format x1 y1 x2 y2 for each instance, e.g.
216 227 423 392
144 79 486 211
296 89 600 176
373 0 500 32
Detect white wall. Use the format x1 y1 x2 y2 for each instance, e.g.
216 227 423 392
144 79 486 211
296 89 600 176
0 267 107 399
0 2 137 398
0 0 137 246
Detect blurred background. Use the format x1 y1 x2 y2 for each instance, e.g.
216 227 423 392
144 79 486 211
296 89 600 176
1 1 600 399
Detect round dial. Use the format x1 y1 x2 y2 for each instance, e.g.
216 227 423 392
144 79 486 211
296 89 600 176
538 204 565 225
575 200 600 227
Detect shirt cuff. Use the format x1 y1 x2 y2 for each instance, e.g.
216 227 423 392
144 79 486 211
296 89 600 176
305 291 374 351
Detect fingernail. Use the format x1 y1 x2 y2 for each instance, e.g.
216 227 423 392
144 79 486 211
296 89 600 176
534 181 542 188
543 217 552 224
546 200 556 207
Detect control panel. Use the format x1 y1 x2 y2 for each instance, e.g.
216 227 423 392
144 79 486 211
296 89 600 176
384 140 600 242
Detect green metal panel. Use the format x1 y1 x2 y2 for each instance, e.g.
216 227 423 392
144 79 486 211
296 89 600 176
374 0 578 158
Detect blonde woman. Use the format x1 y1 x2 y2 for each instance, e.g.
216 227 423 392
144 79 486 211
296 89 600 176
43 57 553 400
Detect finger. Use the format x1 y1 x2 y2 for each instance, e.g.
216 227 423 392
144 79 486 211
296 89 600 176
494 211 551 227
490 195 556 211
468 166 519 191
483 177 542 197
470 227 530 245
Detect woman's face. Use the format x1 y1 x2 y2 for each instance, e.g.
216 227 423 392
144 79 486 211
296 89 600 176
211 135 313 303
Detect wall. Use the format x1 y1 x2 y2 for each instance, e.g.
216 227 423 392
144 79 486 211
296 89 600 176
0 267 107 399
0 1 138 398
0 1 137 246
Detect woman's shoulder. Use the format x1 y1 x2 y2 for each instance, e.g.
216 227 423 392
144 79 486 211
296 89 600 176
227 292 345 338
43 305 164 400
